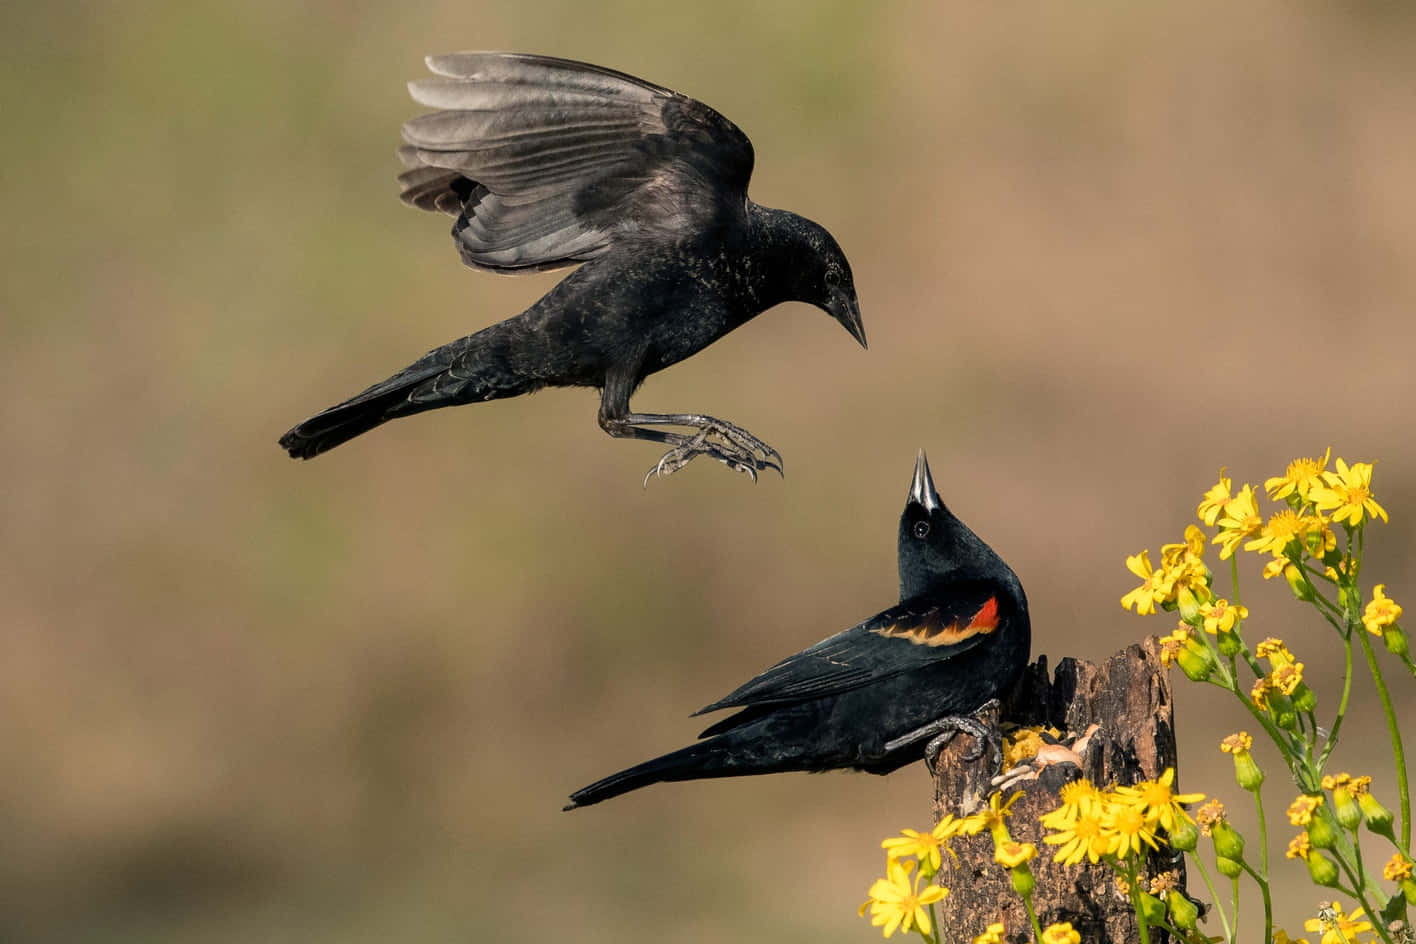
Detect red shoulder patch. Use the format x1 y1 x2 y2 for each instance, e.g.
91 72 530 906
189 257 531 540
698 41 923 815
967 596 1000 631
871 596 1002 648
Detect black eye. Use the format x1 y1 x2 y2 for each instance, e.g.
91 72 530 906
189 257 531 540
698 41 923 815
913 521 930 539
825 268 842 290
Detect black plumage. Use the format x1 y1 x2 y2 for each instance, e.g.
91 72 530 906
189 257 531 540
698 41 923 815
564 451 1031 810
278 52 865 480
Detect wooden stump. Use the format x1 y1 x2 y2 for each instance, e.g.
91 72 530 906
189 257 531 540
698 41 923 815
932 638 1180 943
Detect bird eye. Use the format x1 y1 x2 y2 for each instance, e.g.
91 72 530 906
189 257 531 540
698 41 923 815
913 521 930 539
824 268 842 290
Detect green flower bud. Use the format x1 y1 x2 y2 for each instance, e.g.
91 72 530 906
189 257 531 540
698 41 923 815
1383 625 1410 658
1306 851 1340 887
1306 812 1336 849
1291 682 1316 713
1216 631 1242 658
1232 752 1264 792
1359 792 1395 840
1168 816 1199 852
1332 788 1361 831
1177 642 1215 682
1009 865 1034 899
1216 855 1243 878
1138 892 1166 925
1269 693 1297 731
1285 563 1316 601
1211 821 1245 861
1167 890 1200 931
1401 877 1416 906
1176 587 1201 623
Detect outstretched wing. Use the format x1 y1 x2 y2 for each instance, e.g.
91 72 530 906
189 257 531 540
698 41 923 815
398 52 756 272
694 580 1008 720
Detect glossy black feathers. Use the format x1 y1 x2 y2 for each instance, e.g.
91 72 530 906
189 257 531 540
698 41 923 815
278 53 863 474
564 451 1031 809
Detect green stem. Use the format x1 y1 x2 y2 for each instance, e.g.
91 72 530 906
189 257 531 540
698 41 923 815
1252 788 1273 944
1126 862 1152 944
1332 851 1396 944
1230 874 1241 943
1358 627 1411 849
1189 851 1234 943
1319 630 1356 768
1019 889 1045 943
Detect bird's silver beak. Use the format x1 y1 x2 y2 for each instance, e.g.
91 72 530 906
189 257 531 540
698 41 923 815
833 292 867 350
909 449 941 512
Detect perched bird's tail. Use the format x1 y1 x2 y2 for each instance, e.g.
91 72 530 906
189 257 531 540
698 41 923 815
279 327 538 460
564 740 726 810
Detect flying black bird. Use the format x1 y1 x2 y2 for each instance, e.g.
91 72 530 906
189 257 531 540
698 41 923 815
564 450 1031 809
278 52 865 481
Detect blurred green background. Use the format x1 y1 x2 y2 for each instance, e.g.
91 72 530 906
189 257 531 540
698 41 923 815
4 0 1415 940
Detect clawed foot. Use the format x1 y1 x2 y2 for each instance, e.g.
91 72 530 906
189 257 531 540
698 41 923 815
885 699 1003 778
640 418 783 486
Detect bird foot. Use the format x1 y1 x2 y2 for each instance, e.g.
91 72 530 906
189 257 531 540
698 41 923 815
884 699 1003 778
640 422 783 486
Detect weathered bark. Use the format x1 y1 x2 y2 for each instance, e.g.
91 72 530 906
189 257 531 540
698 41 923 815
932 638 1180 943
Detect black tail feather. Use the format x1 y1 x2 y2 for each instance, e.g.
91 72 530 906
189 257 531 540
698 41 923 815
278 363 450 460
564 740 724 811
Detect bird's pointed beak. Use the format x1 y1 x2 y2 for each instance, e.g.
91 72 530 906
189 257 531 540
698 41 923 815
909 449 941 512
833 292 867 350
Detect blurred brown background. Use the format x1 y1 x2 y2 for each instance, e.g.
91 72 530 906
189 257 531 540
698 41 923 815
4 1 1415 940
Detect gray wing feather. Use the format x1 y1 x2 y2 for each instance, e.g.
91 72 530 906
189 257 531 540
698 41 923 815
397 52 754 273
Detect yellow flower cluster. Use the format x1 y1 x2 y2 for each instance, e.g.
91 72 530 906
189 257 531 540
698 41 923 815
863 808 997 940
1363 584 1403 636
1039 770 1202 866
859 859 947 939
1124 451 1391 620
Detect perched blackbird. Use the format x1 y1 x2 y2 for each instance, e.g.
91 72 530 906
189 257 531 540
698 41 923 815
565 450 1031 809
278 52 866 481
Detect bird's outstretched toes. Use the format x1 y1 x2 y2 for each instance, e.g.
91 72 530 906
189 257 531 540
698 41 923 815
884 699 1004 778
637 415 783 486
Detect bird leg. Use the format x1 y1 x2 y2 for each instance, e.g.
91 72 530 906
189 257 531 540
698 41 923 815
884 699 1003 777
600 410 784 484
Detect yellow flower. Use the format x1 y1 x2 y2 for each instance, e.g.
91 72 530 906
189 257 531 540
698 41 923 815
1304 903 1373 944
1148 870 1180 894
1041 921 1082 944
972 922 1006 944
1195 799 1227 835
1250 677 1273 711
1271 662 1304 696
994 840 1037 868
1310 458 1388 526
1363 585 1402 636
1103 801 1160 859
1220 732 1253 754
1213 484 1263 559
1255 638 1294 668
1198 471 1232 526
1286 832 1311 860
1199 598 1247 635
1274 931 1312 944
1245 509 1311 556
882 826 948 872
1266 449 1331 501
1384 853 1413 882
1115 768 1203 832
971 791 1021 841
1121 550 1173 615
1287 794 1321 826
860 859 947 939
1041 779 1103 827
1043 806 1110 866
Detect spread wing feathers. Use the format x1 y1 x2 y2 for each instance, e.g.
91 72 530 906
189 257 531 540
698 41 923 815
397 52 756 272
693 582 1007 720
